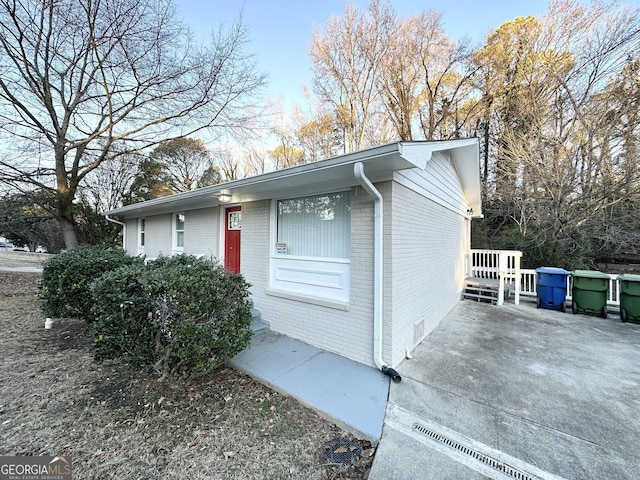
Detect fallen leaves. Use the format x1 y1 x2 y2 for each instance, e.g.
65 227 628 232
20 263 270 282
321 434 376 479
0 271 373 479
0 272 41 297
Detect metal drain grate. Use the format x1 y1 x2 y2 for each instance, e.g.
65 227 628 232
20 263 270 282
412 423 540 480
321 435 362 468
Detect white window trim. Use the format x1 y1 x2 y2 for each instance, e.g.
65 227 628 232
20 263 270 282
271 190 351 258
137 218 146 256
172 212 185 254
269 194 351 303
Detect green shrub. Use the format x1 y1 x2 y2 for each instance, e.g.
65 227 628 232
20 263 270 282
91 255 253 379
40 245 142 321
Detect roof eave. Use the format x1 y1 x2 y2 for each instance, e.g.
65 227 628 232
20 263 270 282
105 139 482 219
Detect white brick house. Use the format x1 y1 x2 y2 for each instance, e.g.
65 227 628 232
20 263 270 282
105 140 482 370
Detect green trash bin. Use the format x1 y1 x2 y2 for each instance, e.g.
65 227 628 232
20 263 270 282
619 273 640 323
571 270 610 318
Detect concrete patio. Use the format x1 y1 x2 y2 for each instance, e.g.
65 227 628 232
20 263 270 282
371 300 640 479
229 297 640 478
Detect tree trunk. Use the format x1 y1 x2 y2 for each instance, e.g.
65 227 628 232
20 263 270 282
56 183 79 250
59 215 78 250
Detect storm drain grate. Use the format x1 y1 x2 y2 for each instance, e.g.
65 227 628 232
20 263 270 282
321 435 362 468
412 423 540 480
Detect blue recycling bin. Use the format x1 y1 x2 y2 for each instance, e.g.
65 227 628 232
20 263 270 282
536 267 569 312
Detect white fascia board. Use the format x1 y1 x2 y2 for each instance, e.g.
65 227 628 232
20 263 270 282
105 142 407 219
398 139 479 169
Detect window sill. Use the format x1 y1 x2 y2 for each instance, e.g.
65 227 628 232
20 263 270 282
270 254 350 263
265 288 350 311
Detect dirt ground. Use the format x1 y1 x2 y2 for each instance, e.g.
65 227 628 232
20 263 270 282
0 271 375 479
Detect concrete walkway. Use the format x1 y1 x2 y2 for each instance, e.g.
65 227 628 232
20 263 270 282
370 300 640 479
229 330 390 441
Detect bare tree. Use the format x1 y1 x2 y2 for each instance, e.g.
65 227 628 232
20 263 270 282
475 1 640 266
268 145 304 169
295 111 338 161
240 146 271 177
374 13 419 140
0 0 265 249
378 10 474 140
310 1 477 147
310 0 394 152
265 98 306 166
81 151 140 213
214 147 241 181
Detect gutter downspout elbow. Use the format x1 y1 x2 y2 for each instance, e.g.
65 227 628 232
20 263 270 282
105 215 126 250
354 162 401 383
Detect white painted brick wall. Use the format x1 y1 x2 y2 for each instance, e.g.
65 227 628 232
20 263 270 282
143 214 172 258
389 181 466 366
240 200 270 292
119 164 468 370
184 207 219 261
124 219 137 254
241 188 378 366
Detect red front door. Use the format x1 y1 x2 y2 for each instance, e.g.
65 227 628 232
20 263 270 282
224 206 241 274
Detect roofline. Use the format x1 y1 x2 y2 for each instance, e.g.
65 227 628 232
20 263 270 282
105 139 479 217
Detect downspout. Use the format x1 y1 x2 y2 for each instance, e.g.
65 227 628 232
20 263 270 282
105 215 126 250
354 162 401 383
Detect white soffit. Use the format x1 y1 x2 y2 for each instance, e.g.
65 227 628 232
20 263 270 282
398 138 478 169
450 142 482 216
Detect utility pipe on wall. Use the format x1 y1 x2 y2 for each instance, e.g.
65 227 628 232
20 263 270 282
105 215 126 250
353 162 401 383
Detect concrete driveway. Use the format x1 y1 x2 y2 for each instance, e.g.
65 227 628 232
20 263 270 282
371 300 640 479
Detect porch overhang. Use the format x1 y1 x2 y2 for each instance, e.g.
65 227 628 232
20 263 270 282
105 139 482 219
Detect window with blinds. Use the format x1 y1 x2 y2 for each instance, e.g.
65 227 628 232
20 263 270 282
276 192 351 258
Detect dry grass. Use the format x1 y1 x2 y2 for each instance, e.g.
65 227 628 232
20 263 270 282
0 249 53 268
0 272 375 479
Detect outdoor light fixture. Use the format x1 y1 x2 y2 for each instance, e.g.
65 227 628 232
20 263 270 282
467 208 473 216
217 191 232 203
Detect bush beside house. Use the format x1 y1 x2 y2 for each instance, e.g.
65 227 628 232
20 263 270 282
40 248 253 380
40 245 142 321
91 255 253 379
